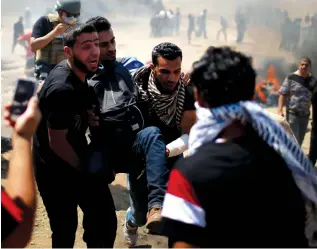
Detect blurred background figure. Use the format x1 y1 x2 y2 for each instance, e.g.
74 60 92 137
24 7 32 29
17 31 35 77
12 16 24 53
217 16 228 42
187 13 195 44
235 8 246 43
174 7 181 36
196 9 207 39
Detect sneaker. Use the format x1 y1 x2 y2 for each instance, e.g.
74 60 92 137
123 208 138 246
146 206 163 234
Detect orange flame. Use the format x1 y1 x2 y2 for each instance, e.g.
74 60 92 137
255 64 280 103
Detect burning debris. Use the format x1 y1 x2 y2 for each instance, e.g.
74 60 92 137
255 64 280 106
255 57 296 107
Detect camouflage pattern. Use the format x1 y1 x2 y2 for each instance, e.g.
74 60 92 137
280 74 315 116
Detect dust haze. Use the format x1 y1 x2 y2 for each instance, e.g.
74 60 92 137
1 0 316 247
1 0 317 136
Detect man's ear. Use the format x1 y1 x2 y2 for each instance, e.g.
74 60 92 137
64 46 71 57
149 63 155 70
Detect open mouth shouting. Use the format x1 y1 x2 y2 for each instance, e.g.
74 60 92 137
89 60 98 68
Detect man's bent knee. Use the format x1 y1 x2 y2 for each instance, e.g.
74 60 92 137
138 126 162 137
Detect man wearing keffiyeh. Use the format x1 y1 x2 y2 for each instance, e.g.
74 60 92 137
161 47 316 248
123 42 196 246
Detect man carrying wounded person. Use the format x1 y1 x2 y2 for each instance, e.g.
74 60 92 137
33 23 117 248
86 37 195 246
124 42 196 245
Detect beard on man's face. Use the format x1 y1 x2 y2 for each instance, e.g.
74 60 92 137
73 54 89 74
153 72 178 94
72 53 98 74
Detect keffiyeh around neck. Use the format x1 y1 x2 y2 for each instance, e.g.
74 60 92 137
188 101 317 203
134 65 186 127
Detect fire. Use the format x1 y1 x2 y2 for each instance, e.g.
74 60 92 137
255 64 280 105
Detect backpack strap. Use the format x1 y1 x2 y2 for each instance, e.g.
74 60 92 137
288 74 317 93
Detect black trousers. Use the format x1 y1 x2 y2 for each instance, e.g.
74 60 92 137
34 159 117 248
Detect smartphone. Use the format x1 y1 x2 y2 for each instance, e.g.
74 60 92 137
10 78 37 121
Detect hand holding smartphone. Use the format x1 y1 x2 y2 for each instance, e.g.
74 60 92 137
10 78 37 122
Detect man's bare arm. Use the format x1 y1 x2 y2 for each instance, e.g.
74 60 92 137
277 94 287 117
3 136 36 248
30 23 68 52
166 110 196 157
30 31 57 52
48 129 80 168
180 110 196 135
3 97 41 248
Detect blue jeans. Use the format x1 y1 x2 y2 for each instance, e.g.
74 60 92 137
126 126 179 227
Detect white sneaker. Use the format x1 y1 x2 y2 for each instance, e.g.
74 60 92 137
123 208 138 246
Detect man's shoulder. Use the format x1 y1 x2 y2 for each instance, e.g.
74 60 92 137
35 15 50 25
185 82 195 93
40 80 72 99
47 61 70 80
175 142 247 182
115 61 131 74
42 62 73 96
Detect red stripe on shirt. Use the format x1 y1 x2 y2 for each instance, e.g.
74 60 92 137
167 169 201 207
1 188 23 223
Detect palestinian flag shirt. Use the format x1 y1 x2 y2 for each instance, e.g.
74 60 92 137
161 132 308 247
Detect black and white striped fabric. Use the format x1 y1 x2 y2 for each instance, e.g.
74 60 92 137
134 65 186 127
188 101 317 204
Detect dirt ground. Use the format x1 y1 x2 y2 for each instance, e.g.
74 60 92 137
1 0 317 247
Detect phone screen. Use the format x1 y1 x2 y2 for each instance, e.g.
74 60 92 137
10 79 37 119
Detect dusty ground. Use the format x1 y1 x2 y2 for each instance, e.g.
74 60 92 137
1 0 317 247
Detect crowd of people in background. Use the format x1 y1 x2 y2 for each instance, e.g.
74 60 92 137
149 7 208 44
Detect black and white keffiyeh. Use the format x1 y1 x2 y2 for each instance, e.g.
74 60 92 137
188 101 317 203
134 65 186 127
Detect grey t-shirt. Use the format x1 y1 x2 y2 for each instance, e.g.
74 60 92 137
279 72 317 116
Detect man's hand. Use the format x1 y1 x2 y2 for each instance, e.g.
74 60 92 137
181 72 191 86
53 23 69 36
277 109 284 117
4 97 42 141
165 148 170 157
87 109 99 127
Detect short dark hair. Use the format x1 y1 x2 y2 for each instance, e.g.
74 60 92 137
86 16 111 32
300 56 312 66
152 42 182 66
63 23 97 47
191 46 256 108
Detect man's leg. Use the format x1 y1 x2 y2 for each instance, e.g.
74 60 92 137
124 126 178 244
133 126 172 233
35 164 79 248
224 28 228 42
124 126 169 240
297 115 309 146
287 113 301 145
203 26 207 39
12 39 17 53
309 122 317 166
126 171 148 227
216 29 221 40
80 174 117 248
124 171 148 246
